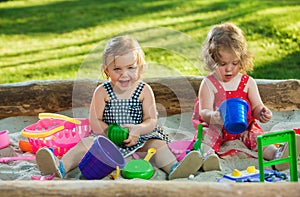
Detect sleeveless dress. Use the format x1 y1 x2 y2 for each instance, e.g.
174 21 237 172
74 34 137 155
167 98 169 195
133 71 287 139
102 81 170 158
192 74 264 158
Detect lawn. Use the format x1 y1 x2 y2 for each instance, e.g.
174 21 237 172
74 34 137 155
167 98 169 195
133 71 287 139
0 0 299 84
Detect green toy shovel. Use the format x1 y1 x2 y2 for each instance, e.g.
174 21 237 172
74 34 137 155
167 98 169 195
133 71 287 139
193 124 203 154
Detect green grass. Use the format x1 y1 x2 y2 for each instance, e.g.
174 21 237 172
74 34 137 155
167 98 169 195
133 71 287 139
0 0 299 84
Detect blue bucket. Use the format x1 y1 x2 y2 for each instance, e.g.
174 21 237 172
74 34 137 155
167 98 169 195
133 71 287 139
78 136 125 180
219 98 249 134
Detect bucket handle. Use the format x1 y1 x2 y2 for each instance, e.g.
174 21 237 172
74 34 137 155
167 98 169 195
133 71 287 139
22 113 81 138
110 166 120 180
38 113 81 125
22 126 64 138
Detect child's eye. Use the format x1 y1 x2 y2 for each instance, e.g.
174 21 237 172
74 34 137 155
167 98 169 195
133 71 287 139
233 61 239 65
113 68 121 71
128 66 137 70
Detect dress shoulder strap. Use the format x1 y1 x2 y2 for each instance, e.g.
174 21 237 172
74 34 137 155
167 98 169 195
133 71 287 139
207 74 225 93
131 81 145 100
103 81 117 100
237 74 249 91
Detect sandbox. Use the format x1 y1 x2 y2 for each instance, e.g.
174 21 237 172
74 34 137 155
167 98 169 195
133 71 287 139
0 76 299 196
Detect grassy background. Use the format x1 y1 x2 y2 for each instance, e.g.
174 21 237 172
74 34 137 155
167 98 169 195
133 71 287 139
0 0 299 84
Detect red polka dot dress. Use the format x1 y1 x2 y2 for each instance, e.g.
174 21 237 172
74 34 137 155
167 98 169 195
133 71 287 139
192 74 264 158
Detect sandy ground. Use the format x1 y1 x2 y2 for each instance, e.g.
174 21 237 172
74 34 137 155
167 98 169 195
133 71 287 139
0 108 299 182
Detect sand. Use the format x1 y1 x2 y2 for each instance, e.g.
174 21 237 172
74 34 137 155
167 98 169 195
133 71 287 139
0 108 299 181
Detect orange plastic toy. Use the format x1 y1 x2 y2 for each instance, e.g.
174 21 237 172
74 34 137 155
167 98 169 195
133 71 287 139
19 140 33 153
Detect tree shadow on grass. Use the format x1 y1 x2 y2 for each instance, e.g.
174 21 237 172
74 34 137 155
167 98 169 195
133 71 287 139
0 0 181 35
250 51 300 80
1 0 299 82
1 0 297 36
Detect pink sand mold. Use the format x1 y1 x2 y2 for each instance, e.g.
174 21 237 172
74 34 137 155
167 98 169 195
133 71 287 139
0 130 10 149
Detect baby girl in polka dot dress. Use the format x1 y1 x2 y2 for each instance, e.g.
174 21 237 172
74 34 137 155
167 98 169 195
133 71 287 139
192 23 295 172
36 35 203 180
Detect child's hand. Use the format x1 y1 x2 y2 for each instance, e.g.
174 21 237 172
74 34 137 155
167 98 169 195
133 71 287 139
211 110 223 125
259 106 272 123
122 124 140 147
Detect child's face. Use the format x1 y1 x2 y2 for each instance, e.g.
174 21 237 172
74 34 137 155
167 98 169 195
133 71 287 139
104 51 140 90
215 48 241 82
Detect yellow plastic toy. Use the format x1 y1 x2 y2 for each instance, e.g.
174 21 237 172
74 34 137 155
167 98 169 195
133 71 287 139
246 166 256 173
231 169 242 177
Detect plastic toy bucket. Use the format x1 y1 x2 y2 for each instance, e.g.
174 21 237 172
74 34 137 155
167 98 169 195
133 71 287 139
0 130 10 149
168 140 194 162
78 136 125 180
107 123 129 146
219 98 249 134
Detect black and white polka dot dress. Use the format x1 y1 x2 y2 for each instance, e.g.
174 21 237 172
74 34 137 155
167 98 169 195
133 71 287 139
102 81 169 158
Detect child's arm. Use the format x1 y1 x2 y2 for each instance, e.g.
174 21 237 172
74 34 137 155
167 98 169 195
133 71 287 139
123 84 158 147
247 77 272 123
89 85 109 135
198 79 223 125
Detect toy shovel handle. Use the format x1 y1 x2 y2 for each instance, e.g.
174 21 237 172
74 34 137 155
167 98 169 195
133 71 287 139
38 113 81 125
144 148 156 162
193 124 203 153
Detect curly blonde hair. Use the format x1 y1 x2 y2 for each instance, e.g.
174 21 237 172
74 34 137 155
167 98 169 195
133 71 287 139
200 23 253 73
102 35 146 79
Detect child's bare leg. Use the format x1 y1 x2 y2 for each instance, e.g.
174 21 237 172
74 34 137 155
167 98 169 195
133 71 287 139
138 139 203 180
138 139 176 173
262 144 277 160
36 136 94 178
200 126 222 172
272 135 300 171
61 136 94 172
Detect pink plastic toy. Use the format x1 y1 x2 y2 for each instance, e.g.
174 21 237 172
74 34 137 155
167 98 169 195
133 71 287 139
168 140 194 162
31 173 55 180
0 130 10 149
0 156 36 163
21 113 90 156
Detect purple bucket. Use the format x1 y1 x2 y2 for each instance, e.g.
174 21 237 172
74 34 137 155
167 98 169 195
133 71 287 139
78 136 125 180
219 98 249 134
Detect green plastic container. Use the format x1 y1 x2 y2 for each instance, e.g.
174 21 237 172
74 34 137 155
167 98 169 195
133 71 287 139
107 123 129 146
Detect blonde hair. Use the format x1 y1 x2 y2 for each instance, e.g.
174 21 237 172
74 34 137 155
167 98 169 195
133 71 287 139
102 35 146 79
201 23 253 73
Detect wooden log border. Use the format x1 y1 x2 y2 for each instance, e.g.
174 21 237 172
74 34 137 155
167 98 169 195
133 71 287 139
0 76 299 118
0 77 299 194
0 180 300 197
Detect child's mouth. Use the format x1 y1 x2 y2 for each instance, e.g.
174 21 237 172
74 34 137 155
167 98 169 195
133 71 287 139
225 74 232 79
119 80 130 87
